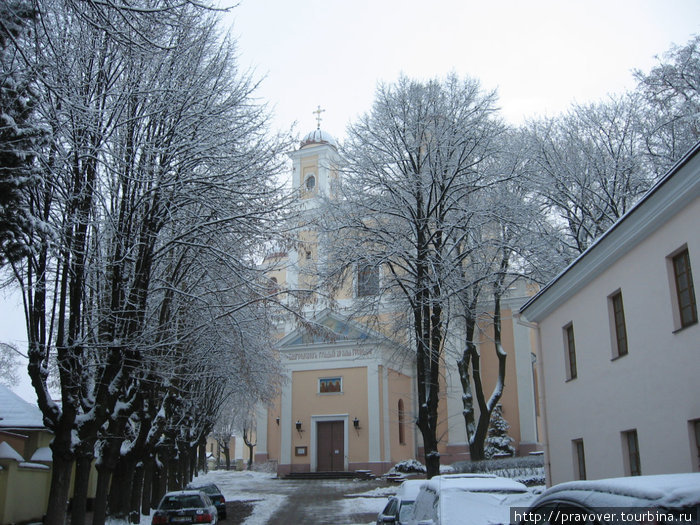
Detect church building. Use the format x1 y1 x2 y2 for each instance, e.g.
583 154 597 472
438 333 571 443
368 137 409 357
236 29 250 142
254 116 541 477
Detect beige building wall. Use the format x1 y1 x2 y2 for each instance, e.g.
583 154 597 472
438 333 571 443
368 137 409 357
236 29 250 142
290 367 369 468
387 369 415 465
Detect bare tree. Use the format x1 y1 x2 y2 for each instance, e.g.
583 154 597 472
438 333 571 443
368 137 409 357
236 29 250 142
0 342 22 386
634 35 700 176
0 1 44 268
6 1 290 522
320 74 504 477
523 94 649 256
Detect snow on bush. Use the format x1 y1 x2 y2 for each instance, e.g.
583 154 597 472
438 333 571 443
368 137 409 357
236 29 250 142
391 459 427 474
451 456 545 486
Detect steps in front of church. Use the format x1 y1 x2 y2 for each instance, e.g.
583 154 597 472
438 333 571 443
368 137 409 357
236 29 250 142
282 470 375 480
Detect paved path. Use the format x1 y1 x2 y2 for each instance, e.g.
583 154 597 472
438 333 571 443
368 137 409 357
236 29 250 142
256 478 382 525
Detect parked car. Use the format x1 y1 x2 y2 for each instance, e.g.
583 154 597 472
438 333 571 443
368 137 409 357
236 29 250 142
152 490 219 525
377 479 426 524
408 473 535 525
521 473 700 525
186 483 227 519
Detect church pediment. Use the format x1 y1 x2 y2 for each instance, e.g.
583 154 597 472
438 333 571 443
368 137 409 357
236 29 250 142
278 310 377 348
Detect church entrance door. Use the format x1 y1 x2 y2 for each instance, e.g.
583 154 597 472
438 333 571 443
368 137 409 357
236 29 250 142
316 420 344 471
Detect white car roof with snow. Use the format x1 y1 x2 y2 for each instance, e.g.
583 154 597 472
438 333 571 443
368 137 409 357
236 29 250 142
538 473 700 509
163 489 206 497
425 474 528 493
440 490 536 525
397 479 426 499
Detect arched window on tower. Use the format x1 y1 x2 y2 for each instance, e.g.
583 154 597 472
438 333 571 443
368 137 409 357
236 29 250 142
305 174 316 192
398 399 406 445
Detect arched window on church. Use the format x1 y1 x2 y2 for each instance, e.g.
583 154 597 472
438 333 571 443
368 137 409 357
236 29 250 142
398 399 406 445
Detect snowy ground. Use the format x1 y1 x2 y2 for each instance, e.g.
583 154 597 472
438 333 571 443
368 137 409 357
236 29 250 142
142 470 394 525
110 469 541 525
195 470 391 525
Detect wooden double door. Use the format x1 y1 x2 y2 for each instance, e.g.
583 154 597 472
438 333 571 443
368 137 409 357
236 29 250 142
317 420 344 471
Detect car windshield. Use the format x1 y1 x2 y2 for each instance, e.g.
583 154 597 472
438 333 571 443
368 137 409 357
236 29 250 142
399 501 414 521
196 485 218 495
160 495 203 510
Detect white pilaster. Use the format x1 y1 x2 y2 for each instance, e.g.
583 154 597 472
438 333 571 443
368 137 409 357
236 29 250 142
513 318 538 443
280 373 294 465
255 403 268 455
382 365 391 462
368 363 381 462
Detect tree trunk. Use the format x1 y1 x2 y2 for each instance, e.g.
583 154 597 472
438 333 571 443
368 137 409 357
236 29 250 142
167 453 178 491
44 449 74 525
109 456 136 519
223 444 230 470
198 441 207 474
141 456 154 515
92 462 112 525
70 452 94 525
130 461 145 523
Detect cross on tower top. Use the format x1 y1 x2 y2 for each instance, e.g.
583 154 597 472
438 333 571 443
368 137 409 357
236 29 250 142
313 105 325 130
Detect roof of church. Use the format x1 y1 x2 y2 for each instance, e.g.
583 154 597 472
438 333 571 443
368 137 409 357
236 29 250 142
300 128 338 149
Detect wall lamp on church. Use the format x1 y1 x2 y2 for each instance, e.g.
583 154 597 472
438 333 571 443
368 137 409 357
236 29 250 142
353 417 361 434
296 420 303 434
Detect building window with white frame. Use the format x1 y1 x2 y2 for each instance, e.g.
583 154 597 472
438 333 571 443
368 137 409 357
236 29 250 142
671 248 698 329
691 419 700 472
623 429 641 476
609 290 628 358
573 439 586 480
563 323 577 380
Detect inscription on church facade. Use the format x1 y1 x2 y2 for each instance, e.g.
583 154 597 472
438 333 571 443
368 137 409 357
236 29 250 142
286 347 367 361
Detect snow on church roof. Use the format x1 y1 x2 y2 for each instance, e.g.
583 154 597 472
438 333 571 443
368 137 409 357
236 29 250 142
300 128 338 149
0 384 45 429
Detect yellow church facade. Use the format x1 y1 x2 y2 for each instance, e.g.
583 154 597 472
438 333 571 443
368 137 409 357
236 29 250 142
255 124 541 477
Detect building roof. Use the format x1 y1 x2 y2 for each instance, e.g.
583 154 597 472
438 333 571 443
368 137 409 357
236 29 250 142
520 140 700 322
0 384 45 429
300 128 338 149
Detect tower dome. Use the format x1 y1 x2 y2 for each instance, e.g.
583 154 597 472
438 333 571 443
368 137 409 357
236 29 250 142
300 128 338 149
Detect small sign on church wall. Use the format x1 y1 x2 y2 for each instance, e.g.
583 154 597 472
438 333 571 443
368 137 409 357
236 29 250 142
295 446 307 456
319 376 342 394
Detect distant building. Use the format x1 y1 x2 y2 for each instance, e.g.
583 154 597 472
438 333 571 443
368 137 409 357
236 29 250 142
255 121 541 477
0 385 53 523
520 142 700 485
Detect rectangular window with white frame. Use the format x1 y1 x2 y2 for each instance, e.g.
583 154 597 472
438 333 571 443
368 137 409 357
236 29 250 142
690 419 700 472
572 439 586 480
608 290 629 358
668 246 698 330
622 429 641 476
563 322 577 380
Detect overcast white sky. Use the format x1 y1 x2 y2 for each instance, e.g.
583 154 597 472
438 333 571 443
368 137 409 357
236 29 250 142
227 0 699 139
2 0 699 402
